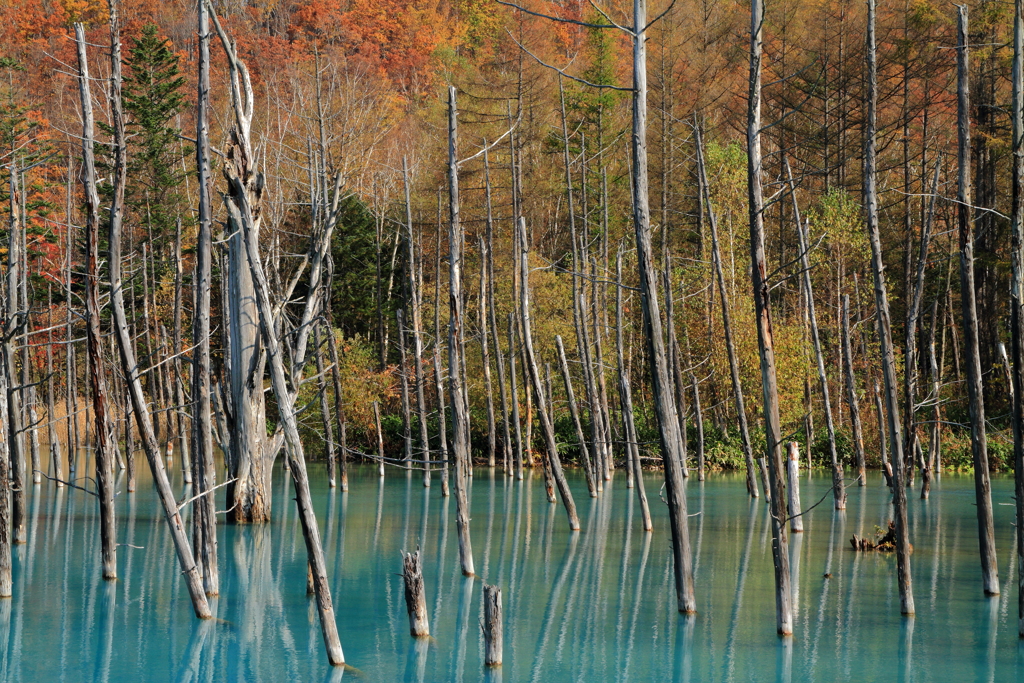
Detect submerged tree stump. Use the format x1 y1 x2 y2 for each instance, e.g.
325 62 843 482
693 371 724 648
402 549 430 637
482 584 502 667
787 443 803 533
850 521 912 553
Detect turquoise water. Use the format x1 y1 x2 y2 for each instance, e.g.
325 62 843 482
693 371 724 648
5 462 1023 682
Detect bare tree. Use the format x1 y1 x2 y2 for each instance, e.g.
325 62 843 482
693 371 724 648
75 21 117 581
955 6 998 597
866 0 914 615
209 5 345 662
1011 0 1024 638
748 0 792 634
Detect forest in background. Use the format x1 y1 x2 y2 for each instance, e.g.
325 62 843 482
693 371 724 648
0 0 1014 483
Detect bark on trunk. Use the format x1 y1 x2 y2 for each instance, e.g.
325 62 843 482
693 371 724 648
482 584 502 667
75 21 116 580
841 295 867 485
402 549 430 637
191 0 218 594
787 443 803 533
1010 0 1024 636
866 0 914 615
792 196 845 509
955 7 999 596
747 0 792 633
696 127 758 497
630 0 695 614
404 158 431 487
210 7 346 660
518 219 580 530
446 87 474 577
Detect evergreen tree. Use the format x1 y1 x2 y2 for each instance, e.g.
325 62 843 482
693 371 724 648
122 24 188 257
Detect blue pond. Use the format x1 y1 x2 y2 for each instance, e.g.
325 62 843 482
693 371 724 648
5 461 1023 682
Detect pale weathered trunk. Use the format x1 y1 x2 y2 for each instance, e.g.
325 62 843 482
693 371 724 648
866 0 914 615
75 21 116 580
747 0 792 633
841 295 866 485
615 251 652 529
555 336 596 497
508 315 524 480
402 549 429 637
793 211 845 509
955 7 999 597
446 87 474 577
696 127 758 498
404 158 431 487
631 0 695 614
397 309 413 462
191 0 219 593
1010 0 1024 636
482 584 502 667
210 7 345 660
518 219 579 530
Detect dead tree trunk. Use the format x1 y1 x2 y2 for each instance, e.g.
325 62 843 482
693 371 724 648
46 285 62 485
485 149 512 475
922 301 940 498
313 324 336 487
518 219 580 530
75 21 116 581
696 127 759 497
841 295 866 485
446 86 474 577
787 443 803 533
325 272 348 491
903 158 940 492
555 336 596 497
432 348 450 495
373 400 385 477
100 7 213 615
630 0 695 614
481 162 497 468
615 250 653 530
793 212 845 509
191 0 218 594
0 170 16 594
402 549 429 637
404 158 431 487
210 8 345 661
1010 0 1024 637
482 584 502 667
955 7 999 597
747 0 792 633
866 0 914 615
508 315 524 481
397 309 413 462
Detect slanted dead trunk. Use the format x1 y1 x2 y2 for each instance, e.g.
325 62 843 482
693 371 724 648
696 127 758 497
518 219 579 530
793 201 845 509
556 336 596 497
